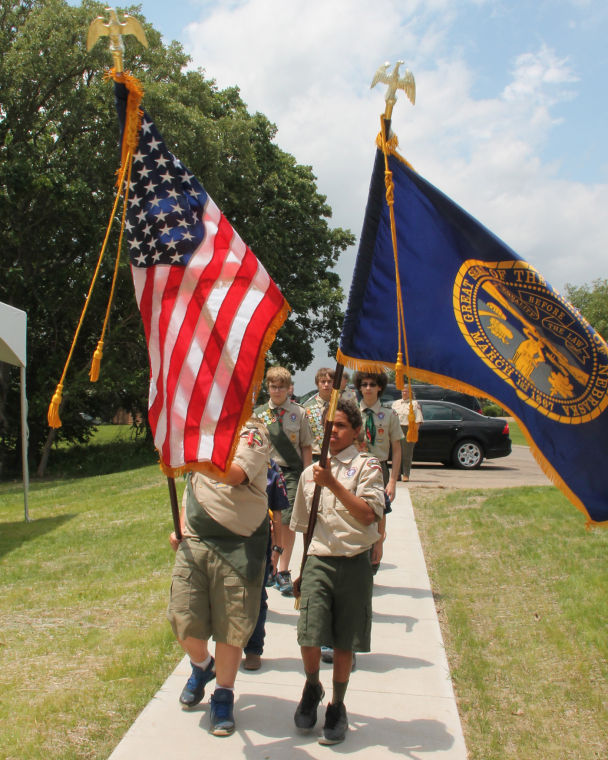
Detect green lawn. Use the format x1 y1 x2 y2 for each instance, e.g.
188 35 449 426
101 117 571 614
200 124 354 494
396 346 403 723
413 486 608 760
0 463 184 760
506 418 528 447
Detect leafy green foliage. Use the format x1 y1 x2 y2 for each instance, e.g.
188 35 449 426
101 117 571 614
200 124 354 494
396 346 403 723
0 0 353 476
565 278 608 341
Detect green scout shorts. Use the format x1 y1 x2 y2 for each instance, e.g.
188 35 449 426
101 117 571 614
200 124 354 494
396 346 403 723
167 538 264 648
279 466 301 525
297 552 373 652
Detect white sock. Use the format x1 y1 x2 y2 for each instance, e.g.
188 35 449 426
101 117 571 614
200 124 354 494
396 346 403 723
191 654 212 670
216 684 234 692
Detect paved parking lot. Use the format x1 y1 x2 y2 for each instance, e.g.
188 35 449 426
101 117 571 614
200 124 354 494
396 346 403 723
408 444 553 490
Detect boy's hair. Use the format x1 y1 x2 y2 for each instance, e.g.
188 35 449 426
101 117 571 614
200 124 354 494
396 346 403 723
323 399 362 431
265 366 291 387
315 367 335 385
353 370 388 393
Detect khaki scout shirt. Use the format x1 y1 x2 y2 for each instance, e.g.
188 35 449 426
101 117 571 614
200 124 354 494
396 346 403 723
340 387 357 404
259 398 313 467
290 444 385 557
183 422 270 537
391 398 423 426
359 399 403 461
304 393 328 455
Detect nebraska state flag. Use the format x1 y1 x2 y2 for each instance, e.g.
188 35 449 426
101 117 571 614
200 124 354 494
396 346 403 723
339 133 608 526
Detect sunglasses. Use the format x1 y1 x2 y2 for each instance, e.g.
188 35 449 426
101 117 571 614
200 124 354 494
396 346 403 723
360 382 378 388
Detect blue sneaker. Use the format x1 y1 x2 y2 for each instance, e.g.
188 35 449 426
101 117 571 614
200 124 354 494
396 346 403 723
179 657 216 708
209 687 235 736
275 570 293 596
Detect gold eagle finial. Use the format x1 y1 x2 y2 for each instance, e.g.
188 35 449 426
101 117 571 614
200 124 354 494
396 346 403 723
371 60 416 119
87 7 148 73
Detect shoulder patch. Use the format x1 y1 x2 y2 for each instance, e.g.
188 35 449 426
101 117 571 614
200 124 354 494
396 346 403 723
241 429 263 448
365 456 382 471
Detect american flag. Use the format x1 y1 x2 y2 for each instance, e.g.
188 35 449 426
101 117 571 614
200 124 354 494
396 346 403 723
115 81 289 474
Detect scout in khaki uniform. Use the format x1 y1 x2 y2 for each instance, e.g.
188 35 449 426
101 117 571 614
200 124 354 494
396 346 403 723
167 420 270 736
304 367 335 459
255 366 313 595
290 399 385 745
339 371 357 404
354 370 402 572
392 386 423 481
354 371 403 500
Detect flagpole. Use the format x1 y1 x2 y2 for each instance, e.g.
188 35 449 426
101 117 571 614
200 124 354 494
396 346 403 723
293 362 344 605
167 477 182 541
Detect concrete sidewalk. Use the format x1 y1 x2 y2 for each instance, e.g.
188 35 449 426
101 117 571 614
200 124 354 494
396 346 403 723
108 484 467 759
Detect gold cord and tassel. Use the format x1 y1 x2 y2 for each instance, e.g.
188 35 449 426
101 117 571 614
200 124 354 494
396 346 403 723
378 116 417 425
47 70 143 428
89 148 134 381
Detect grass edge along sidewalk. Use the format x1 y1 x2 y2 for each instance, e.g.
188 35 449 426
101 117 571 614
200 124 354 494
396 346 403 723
413 485 608 760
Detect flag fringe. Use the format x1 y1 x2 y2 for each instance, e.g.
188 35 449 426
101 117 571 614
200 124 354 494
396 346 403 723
158 298 292 478
336 348 604 528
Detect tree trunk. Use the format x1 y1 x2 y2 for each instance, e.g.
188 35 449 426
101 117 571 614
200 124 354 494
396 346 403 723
36 426 56 478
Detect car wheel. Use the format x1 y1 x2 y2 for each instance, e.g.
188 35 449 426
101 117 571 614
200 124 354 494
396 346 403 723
452 439 483 469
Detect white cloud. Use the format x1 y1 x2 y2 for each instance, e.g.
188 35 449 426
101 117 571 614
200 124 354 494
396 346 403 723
184 0 608 307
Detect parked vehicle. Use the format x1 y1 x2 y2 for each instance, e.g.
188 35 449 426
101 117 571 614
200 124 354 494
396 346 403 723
381 383 483 413
412 400 511 469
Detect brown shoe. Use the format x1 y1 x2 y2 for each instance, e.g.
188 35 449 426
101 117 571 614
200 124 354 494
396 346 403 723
243 653 261 670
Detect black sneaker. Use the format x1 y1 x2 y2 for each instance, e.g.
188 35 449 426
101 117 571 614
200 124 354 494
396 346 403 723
209 687 235 736
294 681 325 729
179 657 216 707
319 701 348 745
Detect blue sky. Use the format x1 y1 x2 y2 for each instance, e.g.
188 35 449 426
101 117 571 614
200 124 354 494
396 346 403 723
78 0 608 389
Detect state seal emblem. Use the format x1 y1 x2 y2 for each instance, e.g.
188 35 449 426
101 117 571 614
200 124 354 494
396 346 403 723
453 260 608 424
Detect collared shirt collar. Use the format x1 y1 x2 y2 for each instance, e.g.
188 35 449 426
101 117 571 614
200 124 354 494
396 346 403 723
360 399 382 413
331 444 359 465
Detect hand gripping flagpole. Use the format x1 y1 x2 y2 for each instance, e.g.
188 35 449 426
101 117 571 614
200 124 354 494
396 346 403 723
292 365 344 607
371 61 419 442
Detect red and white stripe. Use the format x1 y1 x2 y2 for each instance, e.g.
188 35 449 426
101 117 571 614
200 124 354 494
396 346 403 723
132 195 287 471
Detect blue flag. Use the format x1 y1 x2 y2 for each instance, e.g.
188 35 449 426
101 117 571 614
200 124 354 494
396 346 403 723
339 142 608 525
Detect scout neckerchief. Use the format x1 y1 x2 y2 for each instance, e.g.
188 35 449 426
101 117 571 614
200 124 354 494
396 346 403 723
364 407 377 446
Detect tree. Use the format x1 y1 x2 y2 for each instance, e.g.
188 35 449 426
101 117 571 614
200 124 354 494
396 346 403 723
0 0 353 476
564 279 608 342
